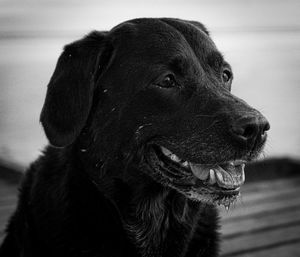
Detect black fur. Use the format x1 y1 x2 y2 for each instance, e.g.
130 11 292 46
0 18 268 257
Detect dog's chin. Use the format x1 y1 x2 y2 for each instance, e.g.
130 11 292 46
143 144 248 209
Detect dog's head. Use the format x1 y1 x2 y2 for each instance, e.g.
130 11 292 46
40 18 269 207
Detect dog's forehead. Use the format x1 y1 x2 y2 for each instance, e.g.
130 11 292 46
109 18 218 64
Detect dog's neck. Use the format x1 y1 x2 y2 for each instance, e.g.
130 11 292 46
123 182 201 257
76 146 218 257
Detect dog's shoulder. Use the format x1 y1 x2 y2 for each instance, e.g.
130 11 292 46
6 146 136 256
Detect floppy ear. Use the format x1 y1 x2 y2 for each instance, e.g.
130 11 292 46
40 31 112 147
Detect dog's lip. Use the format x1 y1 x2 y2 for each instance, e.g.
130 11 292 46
159 145 246 190
144 144 248 208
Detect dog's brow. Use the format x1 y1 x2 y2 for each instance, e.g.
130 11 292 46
207 51 225 69
169 57 190 75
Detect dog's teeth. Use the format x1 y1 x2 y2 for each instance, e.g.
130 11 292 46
224 202 230 211
160 147 183 163
182 161 189 167
161 146 172 156
215 169 223 183
241 164 245 183
170 154 181 162
208 169 216 184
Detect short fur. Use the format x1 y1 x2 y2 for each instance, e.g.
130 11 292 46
0 18 268 257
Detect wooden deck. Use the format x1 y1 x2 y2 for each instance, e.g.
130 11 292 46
1 176 300 256
219 177 300 256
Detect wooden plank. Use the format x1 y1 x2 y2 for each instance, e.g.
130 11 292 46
0 180 16 246
0 215 11 229
0 228 6 239
0 187 17 196
0 198 17 209
219 186 300 216
0 204 16 212
0 209 14 226
0 195 17 203
219 177 300 219
221 224 300 256
240 182 300 204
0 181 18 196
221 206 300 236
242 177 300 193
221 192 300 221
219 178 300 256
221 240 300 257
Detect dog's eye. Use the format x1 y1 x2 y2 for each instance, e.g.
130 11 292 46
222 69 232 83
157 74 176 88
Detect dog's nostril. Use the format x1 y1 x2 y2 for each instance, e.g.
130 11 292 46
231 122 258 141
262 121 270 135
243 124 257 138
260 120 270 142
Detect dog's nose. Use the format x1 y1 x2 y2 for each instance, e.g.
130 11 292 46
230 115 270 146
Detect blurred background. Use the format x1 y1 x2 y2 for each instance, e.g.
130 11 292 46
0 0 300 167
1 0 300 256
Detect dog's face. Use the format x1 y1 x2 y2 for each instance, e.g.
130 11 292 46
40 18 269 207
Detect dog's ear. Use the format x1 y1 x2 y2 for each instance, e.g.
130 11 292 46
40 31 112 147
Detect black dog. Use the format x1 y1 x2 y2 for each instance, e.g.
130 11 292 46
0 18 269 257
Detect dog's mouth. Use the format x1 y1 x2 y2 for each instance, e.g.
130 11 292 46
144 144 246 208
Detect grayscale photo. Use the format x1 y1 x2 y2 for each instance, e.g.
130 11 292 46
0 1 300 256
